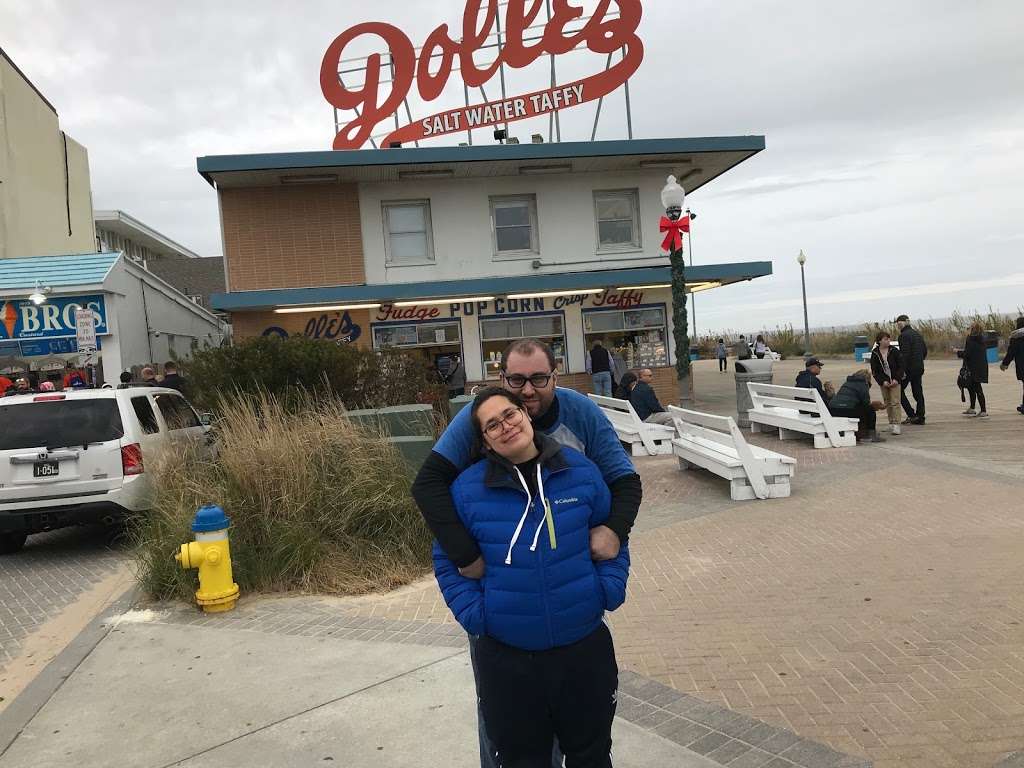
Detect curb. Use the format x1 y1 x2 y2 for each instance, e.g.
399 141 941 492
0 584 140 758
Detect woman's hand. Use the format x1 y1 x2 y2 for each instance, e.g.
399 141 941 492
458 556 486 579
590 526 621 561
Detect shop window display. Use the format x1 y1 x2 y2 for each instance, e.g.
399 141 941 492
372 321 461 371
481 314 566 379
583 307 668 369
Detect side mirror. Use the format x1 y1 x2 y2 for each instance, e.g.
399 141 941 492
200 412 214 427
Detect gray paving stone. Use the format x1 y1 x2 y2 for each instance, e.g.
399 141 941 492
688 731 732 756
779 739 849 768
727 749 779 768
706 736 752 764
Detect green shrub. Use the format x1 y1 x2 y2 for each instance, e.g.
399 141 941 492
181 336 445 414
131 392 433 600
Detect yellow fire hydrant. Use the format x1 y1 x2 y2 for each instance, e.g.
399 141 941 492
175 504 240 613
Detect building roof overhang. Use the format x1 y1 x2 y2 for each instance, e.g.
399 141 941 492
0 252 121 293
197 136 766 193
94 210 202 259
211 260 772 312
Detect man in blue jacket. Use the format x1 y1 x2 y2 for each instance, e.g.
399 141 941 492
413 339 642 768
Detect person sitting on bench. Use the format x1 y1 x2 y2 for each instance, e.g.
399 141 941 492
629 369 675 427
828 370 886 444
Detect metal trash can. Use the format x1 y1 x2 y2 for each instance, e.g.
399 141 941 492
854 335 870 363
689 345 700 362
986 330 1000 363
734 358 774 428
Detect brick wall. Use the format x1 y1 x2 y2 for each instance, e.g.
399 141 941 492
220 184 365 291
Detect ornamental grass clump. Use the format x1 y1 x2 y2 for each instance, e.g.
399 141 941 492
132 392 432 601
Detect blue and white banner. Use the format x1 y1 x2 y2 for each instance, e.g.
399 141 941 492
0 295 108 341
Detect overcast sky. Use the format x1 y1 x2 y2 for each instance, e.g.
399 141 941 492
2 0 1022 334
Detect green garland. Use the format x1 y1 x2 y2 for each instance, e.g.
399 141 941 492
669 247 690 379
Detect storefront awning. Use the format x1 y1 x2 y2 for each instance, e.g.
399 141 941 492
0 252 120 292
211 261 772 312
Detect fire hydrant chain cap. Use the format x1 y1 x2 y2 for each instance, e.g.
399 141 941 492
191 504 230 533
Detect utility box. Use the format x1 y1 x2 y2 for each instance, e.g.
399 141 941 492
734 358 774 428
854 335 870 362
986 330 1000 363
449 394 474 420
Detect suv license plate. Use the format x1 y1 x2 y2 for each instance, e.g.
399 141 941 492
33 461 60 478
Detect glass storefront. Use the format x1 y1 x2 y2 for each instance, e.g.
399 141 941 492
371 320 462 371
583 306 669 370
480 314 567 380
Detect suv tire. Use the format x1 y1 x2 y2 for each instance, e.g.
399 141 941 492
0 532 28 554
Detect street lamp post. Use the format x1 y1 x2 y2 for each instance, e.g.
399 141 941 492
686 209 697 341
797 249 810 356
660 176 692 401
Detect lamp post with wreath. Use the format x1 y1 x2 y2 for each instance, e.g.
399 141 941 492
659 175 692 401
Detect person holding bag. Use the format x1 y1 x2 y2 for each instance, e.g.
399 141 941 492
957 322 989 418
433 387 629 768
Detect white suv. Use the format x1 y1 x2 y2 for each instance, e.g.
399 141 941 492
0 386 213 554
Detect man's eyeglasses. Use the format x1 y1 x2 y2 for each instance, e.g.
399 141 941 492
483 407 525 437
502 373 554 390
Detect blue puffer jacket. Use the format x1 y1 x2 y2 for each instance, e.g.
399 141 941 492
433 436 630 652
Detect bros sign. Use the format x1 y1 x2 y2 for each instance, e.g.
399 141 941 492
321 0 644 150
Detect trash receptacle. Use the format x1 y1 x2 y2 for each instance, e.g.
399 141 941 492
689 345 700 362
734 358 774 428
854 335 870 362
986 330 1000 363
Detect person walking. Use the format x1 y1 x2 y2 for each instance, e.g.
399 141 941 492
957 322 989 418
716 339 728 372
1000 316 1024 414
433 387 628 768
870 332 905 434
896 314 928 425
161 361 187 394
412 339 641 768
586 340 613 397
829 369 885 443
736 335 751 360
754 335 768 360
444 354 467 398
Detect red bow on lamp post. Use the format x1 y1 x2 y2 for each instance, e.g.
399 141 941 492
659 215 690 253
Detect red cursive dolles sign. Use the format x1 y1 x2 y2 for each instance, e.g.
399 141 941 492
321 0 644 150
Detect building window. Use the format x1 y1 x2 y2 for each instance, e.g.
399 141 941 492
594 189 641 251
584 306 668 369
490 195 539 257
372 320 462 370
480 314 566 380
383 201 434 265
189 295 204 306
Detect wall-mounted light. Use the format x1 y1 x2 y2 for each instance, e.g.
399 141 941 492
274 303 381 314
507 289 603 300
687 282 722 294
638 158 693 169
280 174 339 185
28 282 51 305
398 169 455 180
615 284 671 291
393 296 495 307
519 164 572 175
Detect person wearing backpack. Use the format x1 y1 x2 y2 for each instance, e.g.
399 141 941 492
957 322 989 418
870 332 905 435
1000 316 1024 414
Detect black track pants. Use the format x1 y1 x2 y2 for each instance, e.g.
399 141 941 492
475 623 618 768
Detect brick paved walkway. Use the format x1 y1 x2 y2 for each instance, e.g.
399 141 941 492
0 527 126 671
336 359 1024 767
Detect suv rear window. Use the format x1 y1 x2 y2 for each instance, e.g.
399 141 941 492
154 393 201 430
0 400 125 451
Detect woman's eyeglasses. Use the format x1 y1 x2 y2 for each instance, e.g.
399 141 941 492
503 373 553 390
483 407 525 437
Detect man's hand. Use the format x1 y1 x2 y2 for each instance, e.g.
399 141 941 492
458 556 485 579
590 525 621 561
1001 363 1009 372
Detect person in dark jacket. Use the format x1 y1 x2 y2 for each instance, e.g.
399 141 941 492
434 387 629 768
829 370 885 443
957 322 989 418
795 358 833 404
870 332 905 434
630 368 675 426
160 361 187 394
614 371 638 401
1000 316 1024 414
896 314 928 424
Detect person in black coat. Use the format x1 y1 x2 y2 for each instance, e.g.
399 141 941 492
829 370 885 443
1000 316 1024 414
896 314 928 424
870 332 905 434
957 322 989 418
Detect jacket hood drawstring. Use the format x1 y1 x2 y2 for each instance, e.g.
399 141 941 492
504 462 553 566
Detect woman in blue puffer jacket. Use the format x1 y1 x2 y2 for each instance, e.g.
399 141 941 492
433 387 630 768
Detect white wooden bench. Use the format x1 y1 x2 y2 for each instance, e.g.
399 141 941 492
668 406 796 500
746 383 859 449
588 394 675 456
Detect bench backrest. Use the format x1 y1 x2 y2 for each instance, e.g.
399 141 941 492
748 382 826 417
587 393 644 431
666 405 740 450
